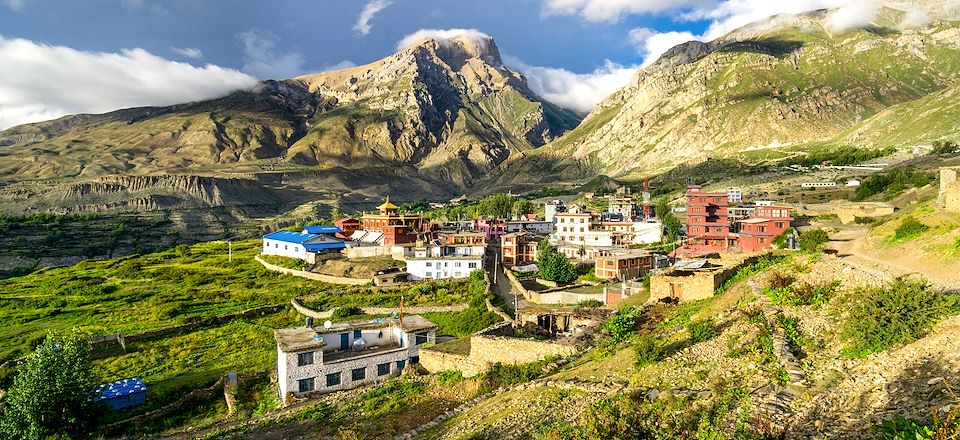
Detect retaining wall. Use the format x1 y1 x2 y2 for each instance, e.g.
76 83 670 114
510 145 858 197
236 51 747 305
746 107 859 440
255 256 371 285
289 298 469 320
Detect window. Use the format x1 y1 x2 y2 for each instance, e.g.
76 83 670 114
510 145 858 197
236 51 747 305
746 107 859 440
326 372 341 387
468 262 477 269
351 367 366 381
284 245 288 250
454 262 461 267
377 362 390 376
297 351 314 366
353 329 361 339
426 262 432 267
298 377 315 393
415 331 429 345
396 359 406 370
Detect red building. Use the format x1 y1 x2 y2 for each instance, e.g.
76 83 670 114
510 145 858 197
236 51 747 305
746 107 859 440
685 185 735 252
737 205 791 252
334 218 361 239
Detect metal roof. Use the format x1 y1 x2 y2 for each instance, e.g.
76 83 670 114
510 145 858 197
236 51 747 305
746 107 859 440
303 225 344 235
304 241 346 252
95 378 146 401
263 230 319 244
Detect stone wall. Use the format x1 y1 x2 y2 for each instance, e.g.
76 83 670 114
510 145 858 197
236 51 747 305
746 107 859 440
939 168 960 212
469 333 576 365
289 298 469 320
344 246 395 259
650 270 719 303
797 201 895 224
255 255 371 285
419 349 489 378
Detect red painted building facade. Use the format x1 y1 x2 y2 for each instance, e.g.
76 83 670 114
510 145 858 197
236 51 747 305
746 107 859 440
737 205 791 252
685 185 736 252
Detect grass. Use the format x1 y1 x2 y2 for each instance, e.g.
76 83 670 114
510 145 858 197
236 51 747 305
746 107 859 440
714 255 787 295
0 239 343 363
687 318 718 344
887 216 930 244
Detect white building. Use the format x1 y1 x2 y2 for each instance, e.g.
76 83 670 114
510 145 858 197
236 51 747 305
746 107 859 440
262 230 346 262
506 220 553 234
406 256 483 280
544 200 566 223
846 179 861 187
726 188 743 204
631 221 663 245
275 316 437 401
800 182 838 188
607 197 635 220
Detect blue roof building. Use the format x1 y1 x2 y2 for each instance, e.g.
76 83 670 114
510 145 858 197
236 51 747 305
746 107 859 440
262 230 347 262
95 378 147 411
302 225 344 235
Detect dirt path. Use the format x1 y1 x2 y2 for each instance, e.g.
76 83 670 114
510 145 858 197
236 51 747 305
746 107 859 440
829 228 960 289
486 245 533 310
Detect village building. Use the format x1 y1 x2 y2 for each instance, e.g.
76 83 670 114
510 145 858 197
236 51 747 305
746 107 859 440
737 205 792 252
684 185 735 254
607 197 635 220
594 250 654 280
441 230 487 246
501 231 543 267
334 218 361 239
275 316 437 401
360 197 424 245
399 237 485 280
727 206 756 224
800 182 838 189
544 200 566 223
473 218 508 240
262 230 347 262
726 187 743 204
506 220 553 234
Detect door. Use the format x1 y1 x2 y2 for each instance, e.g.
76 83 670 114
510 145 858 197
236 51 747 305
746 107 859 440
670 283 682 300
340 333 349 350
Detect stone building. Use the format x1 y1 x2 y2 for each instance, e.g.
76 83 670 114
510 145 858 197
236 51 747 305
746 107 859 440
594 251 654 280
938 167 960 213
274 315 436 402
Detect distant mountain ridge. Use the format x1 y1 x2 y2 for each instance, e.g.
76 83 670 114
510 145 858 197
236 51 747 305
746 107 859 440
0 34 579 215
487 3 960 191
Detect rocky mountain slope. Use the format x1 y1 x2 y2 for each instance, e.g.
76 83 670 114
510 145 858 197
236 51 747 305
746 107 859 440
488 3 960 191
0 35 578 215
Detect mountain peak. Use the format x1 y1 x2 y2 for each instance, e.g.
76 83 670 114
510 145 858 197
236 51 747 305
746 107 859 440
400 30 503 67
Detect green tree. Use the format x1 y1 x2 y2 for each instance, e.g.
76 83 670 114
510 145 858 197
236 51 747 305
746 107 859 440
0 328 99 439
478 194 514 219
798 229 830 252
656 198 681 249
511 199 534 219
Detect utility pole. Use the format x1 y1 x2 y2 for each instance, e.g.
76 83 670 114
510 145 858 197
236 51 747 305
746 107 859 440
228 240 233 262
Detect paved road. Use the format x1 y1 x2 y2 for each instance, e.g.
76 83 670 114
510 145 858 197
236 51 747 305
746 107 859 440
485 244 533 311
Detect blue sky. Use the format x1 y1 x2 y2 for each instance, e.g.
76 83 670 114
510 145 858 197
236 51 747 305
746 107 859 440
0 0 888 128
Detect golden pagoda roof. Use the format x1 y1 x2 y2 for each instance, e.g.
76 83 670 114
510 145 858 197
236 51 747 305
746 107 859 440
377 196 399 210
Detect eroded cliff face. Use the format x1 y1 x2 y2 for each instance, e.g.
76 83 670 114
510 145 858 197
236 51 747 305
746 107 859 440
517 5 960 182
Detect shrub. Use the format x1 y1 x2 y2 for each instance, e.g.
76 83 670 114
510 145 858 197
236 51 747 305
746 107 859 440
603 306 642 343
175 244 191 258
766 271 795 289
576 299 603 309
331 306 364 320
843 278 960 357
634 335 663 367
854 169 935 201
891 216 929 243
715 255 786 295
798 229 830 252
766 281 838 307
687 318 718 343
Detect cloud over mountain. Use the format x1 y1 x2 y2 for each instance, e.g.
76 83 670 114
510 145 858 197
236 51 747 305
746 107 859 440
0 35 257 130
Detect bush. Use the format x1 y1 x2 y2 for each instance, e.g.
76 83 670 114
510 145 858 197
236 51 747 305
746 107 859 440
766 271 795 289
875 413 960 439
843 278 960 357
799 229 830 252
931 140 959 155
634 335 663 367
687 318 717 343
891 216 929 243
331 306 364 320
766 281 838 307
715 255 786 295
603 306 642 343
854 169 934 201
576 299 603 309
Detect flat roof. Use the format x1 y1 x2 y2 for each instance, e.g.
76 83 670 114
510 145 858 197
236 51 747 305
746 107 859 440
740 218 774 224
263 230 320 244
303 225 344 234
275 315 437 352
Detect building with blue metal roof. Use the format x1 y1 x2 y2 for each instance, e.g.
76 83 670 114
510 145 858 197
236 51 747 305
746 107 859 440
302 225 344 235
262 230 347 263
95 377 147 411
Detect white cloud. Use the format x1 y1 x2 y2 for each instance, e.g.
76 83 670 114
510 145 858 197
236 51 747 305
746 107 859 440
541 0 702 23
354 0 393 36
171 47 204 59
238 29 307 79
396 28 492 50
628 27 698 66
824 0 878 33
506 56 637 114
900 7 932 28
0 36 257 130
319 60 358 71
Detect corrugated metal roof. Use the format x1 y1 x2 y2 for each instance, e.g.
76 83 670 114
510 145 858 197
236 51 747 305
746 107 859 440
95 378 146 400
304 241 346 252
303 225 344 234
263 230 319 244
